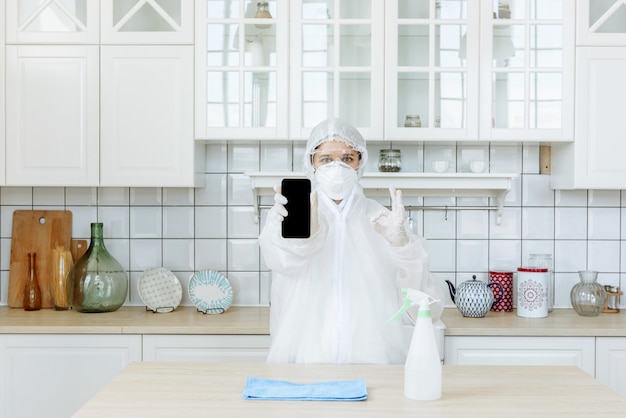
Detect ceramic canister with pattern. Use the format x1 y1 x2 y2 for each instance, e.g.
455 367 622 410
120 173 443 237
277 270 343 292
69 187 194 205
516 267 549 318
489 271 514 312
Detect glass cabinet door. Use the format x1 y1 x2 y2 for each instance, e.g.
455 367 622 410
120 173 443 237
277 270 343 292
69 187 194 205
385 0 479 141
195 0 288 139
290 0 384 140
480 0 574 141
577 0 626 46
6 0 99 44
100 0 194 44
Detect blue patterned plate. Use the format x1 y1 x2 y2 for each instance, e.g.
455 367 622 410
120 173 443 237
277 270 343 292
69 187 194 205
188 270 233 314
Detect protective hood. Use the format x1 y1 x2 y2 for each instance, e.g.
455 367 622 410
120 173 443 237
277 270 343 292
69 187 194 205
303 118 369 180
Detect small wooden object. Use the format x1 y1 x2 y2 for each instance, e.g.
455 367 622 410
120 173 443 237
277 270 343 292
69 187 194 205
603 286 622 313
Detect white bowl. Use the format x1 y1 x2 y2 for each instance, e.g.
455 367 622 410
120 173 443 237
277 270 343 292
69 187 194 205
432 160 450 173
469 161 488 173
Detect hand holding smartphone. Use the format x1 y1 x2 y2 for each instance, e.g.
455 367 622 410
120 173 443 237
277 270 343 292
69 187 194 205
281 178 311 239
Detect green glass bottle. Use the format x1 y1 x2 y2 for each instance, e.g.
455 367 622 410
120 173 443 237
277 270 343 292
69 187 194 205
70 223 128 313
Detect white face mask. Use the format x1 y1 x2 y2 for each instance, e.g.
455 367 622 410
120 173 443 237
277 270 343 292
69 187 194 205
314 161 358 200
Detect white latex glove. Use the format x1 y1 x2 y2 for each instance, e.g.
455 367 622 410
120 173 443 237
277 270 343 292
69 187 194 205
370 187 409 247
267 185 288 222
268 187 319 238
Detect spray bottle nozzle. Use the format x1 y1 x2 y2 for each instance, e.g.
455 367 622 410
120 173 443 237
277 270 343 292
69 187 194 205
386 288 439 323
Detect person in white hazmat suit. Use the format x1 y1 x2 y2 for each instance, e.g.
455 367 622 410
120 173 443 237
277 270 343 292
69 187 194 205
259 117 445 364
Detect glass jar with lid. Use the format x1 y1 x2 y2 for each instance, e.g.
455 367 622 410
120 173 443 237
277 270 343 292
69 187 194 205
404 115 421 128
528 254 554 312
378 149 402 172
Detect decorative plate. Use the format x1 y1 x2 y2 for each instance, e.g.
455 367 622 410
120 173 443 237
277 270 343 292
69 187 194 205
189 270 233 314
137 267 183 313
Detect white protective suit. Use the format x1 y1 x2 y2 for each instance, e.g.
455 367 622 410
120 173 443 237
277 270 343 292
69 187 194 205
259 118 445 364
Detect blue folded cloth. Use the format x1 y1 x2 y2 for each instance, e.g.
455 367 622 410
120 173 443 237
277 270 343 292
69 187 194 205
242 377 368 401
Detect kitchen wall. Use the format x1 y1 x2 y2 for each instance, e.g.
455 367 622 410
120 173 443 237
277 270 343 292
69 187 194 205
1 140 624 309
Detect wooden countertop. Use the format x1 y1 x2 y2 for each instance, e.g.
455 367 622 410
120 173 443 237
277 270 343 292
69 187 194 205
72 362 626 418
441 308 626 337
2 305 626 337
0 306 270 335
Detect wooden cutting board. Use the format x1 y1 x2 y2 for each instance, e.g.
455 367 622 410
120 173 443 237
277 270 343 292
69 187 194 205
9 210 73 308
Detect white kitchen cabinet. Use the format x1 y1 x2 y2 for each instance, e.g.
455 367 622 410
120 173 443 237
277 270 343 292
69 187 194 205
577 0 626 46
0 334 141 418
4 0 203 187
478 0 575 142
596 337 626 398
444 336 596 377
385 0 574 142
290 0 384 140
99 0 203 187
6 0 99 44
196 0 573 142
384 0 479 141
5 45 100 186
195 0 289 140
100 45 204 187
0 5 6 185
142 334 271 362
550 47 626 189
100 0 194 44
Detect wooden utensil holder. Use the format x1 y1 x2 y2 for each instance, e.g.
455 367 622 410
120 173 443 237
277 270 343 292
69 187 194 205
603 286 622 313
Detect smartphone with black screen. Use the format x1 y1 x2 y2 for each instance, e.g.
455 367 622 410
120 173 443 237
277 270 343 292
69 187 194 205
281 178 311 239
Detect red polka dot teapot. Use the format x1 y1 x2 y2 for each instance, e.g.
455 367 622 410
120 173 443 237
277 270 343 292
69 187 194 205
445 275 504 318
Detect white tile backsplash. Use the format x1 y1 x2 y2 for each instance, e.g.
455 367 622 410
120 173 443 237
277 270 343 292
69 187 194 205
98 207 130 238
33 187 65 206
227 206 258 238
1 187 32 205
554 240 587 272
163 188 194 205
98 188 129 205
522 207 554 240
196 173 228 205
229 144 260 172
205 143 228 172
228 239 260 271
130 207 162 238
196 239 228 271
424 210 456 239
260 143 293 172
66 187 98 206
457 210 489 239
130 188 162 205
130 239 162 271
228 174 255 205
588 240 620 272
588 207 620 239
163 207 195 238
555 189 588 206
522 175 554 206
456 240 489 272
3 141 626 309
555 207 587 239
427 240 456 271
488 240 521 269
163 239 194 271
588 190 621 207
195 207 227 238
227 271 261 305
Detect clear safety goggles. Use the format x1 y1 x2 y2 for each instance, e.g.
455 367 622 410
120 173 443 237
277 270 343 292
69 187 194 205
311 149 361 169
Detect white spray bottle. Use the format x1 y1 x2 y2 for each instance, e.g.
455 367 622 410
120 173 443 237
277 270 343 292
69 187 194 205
388 288 442 401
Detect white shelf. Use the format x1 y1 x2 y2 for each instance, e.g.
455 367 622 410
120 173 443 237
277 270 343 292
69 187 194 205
244 172 518 224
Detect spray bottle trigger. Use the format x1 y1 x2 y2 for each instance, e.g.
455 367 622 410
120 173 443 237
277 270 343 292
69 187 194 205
386 298 412 323
387 288 440 324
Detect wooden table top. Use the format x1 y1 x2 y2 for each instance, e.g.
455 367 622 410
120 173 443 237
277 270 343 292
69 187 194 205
72 362 626 418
